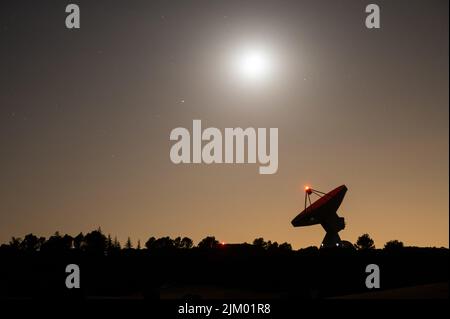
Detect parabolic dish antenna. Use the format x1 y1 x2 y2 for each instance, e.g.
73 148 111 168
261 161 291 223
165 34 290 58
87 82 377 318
291 185 348 248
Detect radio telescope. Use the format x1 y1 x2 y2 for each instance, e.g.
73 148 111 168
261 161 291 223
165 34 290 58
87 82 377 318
291 185 348 248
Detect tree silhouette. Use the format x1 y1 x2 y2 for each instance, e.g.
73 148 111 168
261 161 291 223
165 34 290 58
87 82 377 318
268 241 279 250
145 236 156 249
252 238 292 251
180 237 193 249
300 246 319 255
41 232 72 252
84 229 107 254
73 232 85 250
2 230 301 255
156 237 174 249
62 234 73 249
113 236 121 250
106 234 113 252
355 233 375 250
173 236 182 248
20 234 45 252
279 242 292 251
9 237 22 250
3 230 298 254
125 237 133 249
144 236 182 250
198 236 219 249
384 240 404 250
253 237 267 249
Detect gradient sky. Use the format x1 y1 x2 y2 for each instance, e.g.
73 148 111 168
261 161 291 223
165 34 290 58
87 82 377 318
1 0 448 248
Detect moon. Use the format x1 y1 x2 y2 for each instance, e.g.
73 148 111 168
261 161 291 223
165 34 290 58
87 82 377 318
234 47 273 83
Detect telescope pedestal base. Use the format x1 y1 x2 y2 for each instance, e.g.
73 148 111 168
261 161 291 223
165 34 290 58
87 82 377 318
321 232 342 248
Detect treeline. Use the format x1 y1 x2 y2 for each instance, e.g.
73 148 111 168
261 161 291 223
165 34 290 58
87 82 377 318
0 229 422 254
0 228 294 254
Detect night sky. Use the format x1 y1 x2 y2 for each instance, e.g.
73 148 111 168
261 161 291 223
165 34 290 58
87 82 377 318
1 0 448 248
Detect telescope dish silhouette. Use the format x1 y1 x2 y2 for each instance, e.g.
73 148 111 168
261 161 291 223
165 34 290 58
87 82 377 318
291 185 347 248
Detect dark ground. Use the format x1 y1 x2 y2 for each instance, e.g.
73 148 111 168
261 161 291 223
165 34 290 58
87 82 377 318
0 245 448 300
